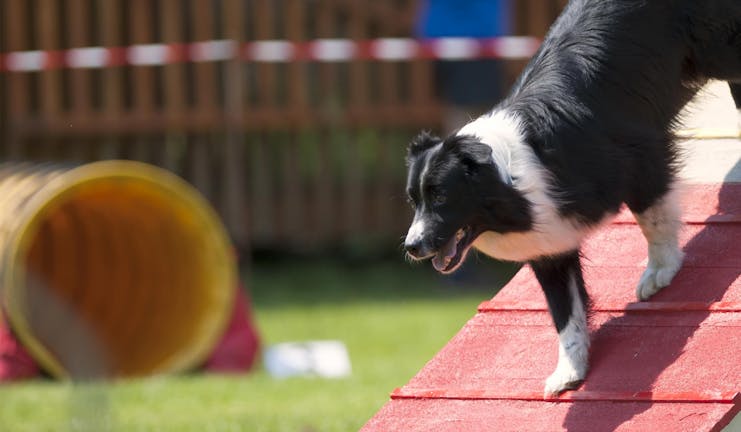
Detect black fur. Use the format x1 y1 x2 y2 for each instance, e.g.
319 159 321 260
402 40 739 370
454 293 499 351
505 0 740 217
530 251 589 333
405 133 532 262
404 0 741 394
731 83 741 108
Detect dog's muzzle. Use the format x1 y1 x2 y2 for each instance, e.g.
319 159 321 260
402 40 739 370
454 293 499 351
405 238 432 260
404 217 435 260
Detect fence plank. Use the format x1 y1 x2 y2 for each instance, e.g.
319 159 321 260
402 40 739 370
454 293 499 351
128 0 158 166
343 1 369 235
68 0 92 114
512 2 564 46
279 133 302 240
248 133 274 244
348 0 369 119
98 0 125 159
99 0 124 119
1 0 565 251
129 0 156 119
280 0 308 240
67 0 94 161
313 0 338 242
36 0 63 118
161 0 187 122
253 0 277 109
161 0 188 172
186 1 219 207
374 2 404 236
286 0 309 124
222 0 249 246
191 0 218 112
374 129 397 236
312 131 336 244
5 0 30 158
190 134 212 199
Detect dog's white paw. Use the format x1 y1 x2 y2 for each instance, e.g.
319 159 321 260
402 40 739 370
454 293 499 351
636 248 684 301
544 362 585 397
543 339 588 397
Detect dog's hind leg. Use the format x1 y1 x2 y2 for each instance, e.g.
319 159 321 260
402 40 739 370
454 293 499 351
730 82 741 128
531 251 589 396
633 188 685 301
731 82 741 108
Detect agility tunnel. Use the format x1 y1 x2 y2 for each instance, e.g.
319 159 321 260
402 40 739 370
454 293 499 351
0 161 236 379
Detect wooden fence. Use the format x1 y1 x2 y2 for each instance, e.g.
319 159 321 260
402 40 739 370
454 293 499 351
0 0 566 254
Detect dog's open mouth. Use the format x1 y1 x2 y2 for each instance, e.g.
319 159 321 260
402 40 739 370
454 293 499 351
432 227 475 274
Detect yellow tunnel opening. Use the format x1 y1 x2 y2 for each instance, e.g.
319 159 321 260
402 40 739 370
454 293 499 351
1 162 235 379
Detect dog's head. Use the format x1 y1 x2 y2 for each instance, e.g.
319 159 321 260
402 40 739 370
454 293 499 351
403 131 532 273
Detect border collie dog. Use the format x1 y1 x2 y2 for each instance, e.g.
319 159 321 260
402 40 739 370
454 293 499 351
404 0 741 396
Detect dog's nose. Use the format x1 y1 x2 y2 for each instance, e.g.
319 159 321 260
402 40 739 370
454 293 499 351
405 219 429 259
405 240 425 259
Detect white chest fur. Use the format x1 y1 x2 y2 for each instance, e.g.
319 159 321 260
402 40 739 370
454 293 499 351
472 221 591 262
458 110 613 262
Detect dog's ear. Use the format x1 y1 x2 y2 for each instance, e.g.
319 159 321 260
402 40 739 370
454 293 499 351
443 134 493 176
407 130 440 160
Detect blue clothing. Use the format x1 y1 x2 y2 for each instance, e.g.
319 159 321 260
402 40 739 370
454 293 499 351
416 0 511 38
415 1 511 106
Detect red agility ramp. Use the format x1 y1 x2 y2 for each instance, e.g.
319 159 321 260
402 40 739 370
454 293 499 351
363 183 741 432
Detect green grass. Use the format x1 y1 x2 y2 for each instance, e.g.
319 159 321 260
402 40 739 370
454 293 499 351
0 257 520 432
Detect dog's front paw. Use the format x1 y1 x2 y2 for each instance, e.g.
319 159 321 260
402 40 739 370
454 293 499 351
636 248 684 301
544 364 585 397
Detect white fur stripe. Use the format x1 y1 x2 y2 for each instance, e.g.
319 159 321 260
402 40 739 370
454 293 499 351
634 187 685 300
405 218 427 247
544 271 589 395
463 110 611 262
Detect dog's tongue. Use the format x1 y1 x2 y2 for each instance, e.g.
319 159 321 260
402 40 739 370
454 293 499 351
432 235 459 272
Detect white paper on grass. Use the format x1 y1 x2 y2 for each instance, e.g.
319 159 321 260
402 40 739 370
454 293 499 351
264 340 352 378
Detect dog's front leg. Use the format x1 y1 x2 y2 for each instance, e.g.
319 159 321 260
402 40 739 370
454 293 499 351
633 189 684 301
530 251 590 397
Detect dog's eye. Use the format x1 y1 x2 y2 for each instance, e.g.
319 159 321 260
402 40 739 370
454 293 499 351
431 193 446 206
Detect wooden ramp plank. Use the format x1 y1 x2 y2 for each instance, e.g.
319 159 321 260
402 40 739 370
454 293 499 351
582 224 741 268
363 399 740 432
395 311 741 394
363 184 741 431
487 265 741 308
393 311 741 395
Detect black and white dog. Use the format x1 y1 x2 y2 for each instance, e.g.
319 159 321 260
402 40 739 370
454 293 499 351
404 0 741 396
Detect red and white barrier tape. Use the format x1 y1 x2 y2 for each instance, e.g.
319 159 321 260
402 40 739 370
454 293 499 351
0 37 540 72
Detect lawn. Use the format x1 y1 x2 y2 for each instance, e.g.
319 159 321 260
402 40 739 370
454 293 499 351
0 256 520 432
